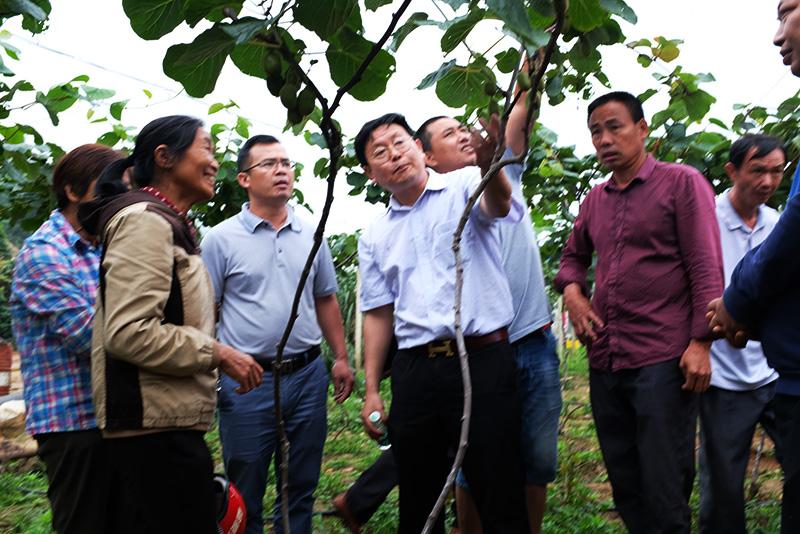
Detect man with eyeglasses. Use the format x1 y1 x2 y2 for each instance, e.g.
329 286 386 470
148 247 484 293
355 113 529 534
201 134 355 534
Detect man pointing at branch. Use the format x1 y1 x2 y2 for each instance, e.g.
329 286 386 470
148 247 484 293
355 113 528 534
555 91 724 533
202 135 354 534
417 104 560 534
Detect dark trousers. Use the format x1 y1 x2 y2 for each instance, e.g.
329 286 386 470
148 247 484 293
389 340 528 534
35 429 111 534
774 393 800 534
107 430 218 534
698 383 782 534
590 358 697 534
345 448 398 524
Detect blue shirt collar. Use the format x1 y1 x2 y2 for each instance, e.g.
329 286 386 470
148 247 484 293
239 202 302 233
388 171 448 212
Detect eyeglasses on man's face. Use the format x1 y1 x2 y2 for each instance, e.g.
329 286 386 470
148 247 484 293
369 137 414 164
243 158 296 173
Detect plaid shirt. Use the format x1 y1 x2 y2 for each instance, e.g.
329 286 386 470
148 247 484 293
10 210 100 435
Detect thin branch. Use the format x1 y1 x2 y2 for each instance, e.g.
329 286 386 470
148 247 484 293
329 0 413 113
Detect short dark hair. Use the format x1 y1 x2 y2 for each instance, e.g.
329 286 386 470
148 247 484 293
52 144 125 209
587 91 645 125
354 113 415 166
728 134 787 169
94 115 204 199
238 134 281 173
414 116 449 152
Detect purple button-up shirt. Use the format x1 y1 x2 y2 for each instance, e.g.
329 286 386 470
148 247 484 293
554 155 723 371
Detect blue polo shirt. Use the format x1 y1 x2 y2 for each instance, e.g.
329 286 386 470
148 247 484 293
201 203 338 359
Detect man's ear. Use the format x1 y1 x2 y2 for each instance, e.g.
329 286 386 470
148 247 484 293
154 145 174 169
363 165 378 185
636 119 649 140
724 161 737 182
423 150 437 168
237 171 250 189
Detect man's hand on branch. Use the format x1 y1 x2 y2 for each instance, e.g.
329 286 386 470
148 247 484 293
563 283 604 346
472 114 502 173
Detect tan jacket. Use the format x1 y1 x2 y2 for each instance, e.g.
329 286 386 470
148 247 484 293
86 194 220 436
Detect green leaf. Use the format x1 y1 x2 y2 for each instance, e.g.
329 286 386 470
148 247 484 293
529 0 554 19
218 17 269 45
234 116 249 138
389 12 436 53
208 102 225 114
598 0 637 24
365 0 392 10
229 40 271 79
567 43 601 73
439 0 470 8
417 59 457 90
123 0 184 41
567 0 607 32
485 0 548 47
163 29 233 97
637 88 657 102
495 47 521 74
709 118 728 130
682 89 716 123
326 28 395 102
435 58 490 109
293 0 358 40
110 99 130 120
82 85 116 101
6 0 47 21
184 0 237 27
441 10 484 54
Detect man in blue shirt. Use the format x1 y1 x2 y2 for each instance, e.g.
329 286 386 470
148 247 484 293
202 135 354 534
699 134 785 533
355 113 528 534
416 108 560 534
708 3 800 531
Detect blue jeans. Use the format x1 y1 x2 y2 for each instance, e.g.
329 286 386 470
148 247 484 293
218 356 328 534
698 383 781 534
457 327 562 489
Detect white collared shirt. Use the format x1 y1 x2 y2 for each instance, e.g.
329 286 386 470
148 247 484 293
358 167 522 348
710 189 779 390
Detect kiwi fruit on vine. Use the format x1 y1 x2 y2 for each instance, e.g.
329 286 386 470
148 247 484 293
263 51 282 78
517 71 532 91
296 88 315 116
483 79 498 96
280 84 299 110
488 99 500 117
287 108 303 126
267 76 283 97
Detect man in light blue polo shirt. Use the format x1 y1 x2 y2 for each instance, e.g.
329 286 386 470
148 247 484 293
416 107 560 534
201 135 355 534
355 113 529 534
699 133 785 534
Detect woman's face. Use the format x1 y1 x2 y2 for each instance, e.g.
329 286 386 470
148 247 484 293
169 127 219 207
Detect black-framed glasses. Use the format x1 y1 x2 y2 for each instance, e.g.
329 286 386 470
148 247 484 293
242 158 296 173
369 137 413 164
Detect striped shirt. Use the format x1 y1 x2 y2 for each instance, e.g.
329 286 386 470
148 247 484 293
10 210 100 435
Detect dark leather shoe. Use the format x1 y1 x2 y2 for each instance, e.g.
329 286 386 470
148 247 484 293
333 492 363 533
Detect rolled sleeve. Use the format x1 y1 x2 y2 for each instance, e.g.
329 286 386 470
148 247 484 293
357 233 395 312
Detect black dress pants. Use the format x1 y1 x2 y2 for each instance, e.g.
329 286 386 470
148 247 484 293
590 358 698 534
388 340 528 534
36 429 112 534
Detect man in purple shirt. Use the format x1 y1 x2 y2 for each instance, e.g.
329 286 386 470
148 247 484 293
554 91 724 534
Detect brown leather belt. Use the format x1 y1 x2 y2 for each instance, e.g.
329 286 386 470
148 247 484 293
256 345 321 375
408 327 508 358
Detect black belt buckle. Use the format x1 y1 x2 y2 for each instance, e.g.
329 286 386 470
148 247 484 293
426 340 454 358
